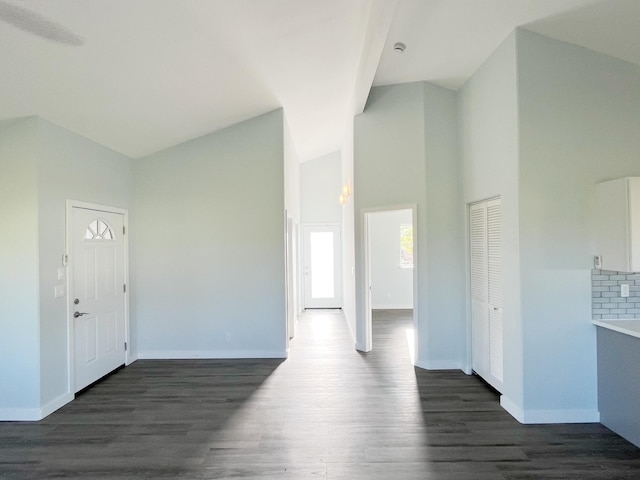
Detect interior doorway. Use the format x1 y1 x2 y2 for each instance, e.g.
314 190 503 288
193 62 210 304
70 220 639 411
66 200 130 394
302 224 342 309
285 214 299 341
363 207 417 361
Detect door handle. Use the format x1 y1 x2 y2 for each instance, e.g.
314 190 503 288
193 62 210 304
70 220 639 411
74 312 89 318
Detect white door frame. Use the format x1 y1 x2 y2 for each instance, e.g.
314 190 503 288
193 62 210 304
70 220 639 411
361 205 418 359
294 222 302 315
463 204 474 375
65 200 131 395
467 196 503 391
285 213 296 342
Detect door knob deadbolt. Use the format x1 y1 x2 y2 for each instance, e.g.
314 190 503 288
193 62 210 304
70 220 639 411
74 312 88 318
74 298 79 305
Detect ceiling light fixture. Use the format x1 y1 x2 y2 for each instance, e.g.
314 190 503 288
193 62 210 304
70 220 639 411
393 42 406 53
339 183 352 206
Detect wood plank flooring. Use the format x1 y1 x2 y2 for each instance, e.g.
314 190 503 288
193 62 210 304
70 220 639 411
2 308 640 479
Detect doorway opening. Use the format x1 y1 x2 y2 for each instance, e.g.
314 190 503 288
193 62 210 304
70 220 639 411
302 224 342 309
363 207 417 363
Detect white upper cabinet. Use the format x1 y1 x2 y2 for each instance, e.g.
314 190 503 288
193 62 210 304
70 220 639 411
595 177 640 273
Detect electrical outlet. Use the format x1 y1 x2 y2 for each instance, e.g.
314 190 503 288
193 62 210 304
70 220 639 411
621 284 630 298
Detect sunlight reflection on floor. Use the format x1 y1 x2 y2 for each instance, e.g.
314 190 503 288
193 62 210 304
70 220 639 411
310 312 334 339
406 328 415 365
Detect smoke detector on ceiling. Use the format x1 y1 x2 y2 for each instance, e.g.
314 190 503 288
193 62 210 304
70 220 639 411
393 42 406 53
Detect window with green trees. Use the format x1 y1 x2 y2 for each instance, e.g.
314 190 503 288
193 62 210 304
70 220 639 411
400 224 413 268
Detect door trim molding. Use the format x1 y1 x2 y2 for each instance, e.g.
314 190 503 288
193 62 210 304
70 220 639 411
65 200 131 397
360 205 418 357
301 223 343 309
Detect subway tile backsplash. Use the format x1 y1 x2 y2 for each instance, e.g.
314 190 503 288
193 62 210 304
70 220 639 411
592 269 640 319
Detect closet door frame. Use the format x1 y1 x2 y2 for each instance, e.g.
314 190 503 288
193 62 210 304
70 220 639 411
468 196 503 393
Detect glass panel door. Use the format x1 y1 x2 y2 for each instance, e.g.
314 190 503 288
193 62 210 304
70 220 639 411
303 225 342 308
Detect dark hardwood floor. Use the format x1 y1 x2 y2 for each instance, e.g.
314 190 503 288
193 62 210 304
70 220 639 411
2 309 640 479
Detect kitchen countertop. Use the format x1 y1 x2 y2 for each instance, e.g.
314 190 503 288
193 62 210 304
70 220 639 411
593 319 640 339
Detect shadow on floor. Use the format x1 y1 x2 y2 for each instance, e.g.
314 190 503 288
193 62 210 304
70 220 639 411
3 309 640 479
0 358 284 479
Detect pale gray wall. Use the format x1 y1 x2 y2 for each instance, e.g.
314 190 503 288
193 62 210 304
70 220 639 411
134 109 287 358
8 27 639 425
458 33 524 415
423 82 464 367
369 209 413 309
354 81 464 368
459 28 640 423
516 29 640 419
2 109 288 418
300 151 342 224
284 114 300 223
341 125 357 341
0 117 133 419
355 83 426 356
36 118 133 408
0 118 40 415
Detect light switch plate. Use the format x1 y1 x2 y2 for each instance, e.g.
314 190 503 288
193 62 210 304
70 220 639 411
57 267 65 280
54 285 65 298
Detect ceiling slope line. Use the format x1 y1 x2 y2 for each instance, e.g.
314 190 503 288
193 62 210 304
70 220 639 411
350 0 399 116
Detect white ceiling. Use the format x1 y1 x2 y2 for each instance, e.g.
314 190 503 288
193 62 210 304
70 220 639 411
377 0 640 90
1 0 639 161
0 0 377 160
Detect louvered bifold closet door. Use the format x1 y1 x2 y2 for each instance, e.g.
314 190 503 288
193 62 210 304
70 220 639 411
470 203 489 380
487 199 503 385
470 198 503 393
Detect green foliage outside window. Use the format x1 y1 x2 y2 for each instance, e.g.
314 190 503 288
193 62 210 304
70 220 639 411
400 224 413 268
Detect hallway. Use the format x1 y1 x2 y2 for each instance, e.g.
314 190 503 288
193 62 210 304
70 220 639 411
1 310 639 479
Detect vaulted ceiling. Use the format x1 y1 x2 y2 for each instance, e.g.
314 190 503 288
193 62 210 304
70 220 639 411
0 0 638 161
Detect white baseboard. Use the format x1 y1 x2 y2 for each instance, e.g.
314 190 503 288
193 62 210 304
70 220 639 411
414 358 465 371
372 305 413 310
137 349 288 360
0 407 42 421
500 395 600 424
0 392 73 421
40 393 74 419
500 396 525 423
343 313 356 344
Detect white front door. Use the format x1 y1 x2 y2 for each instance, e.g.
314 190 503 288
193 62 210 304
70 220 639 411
71 206 126 392
303 225 342 308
